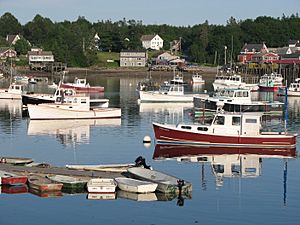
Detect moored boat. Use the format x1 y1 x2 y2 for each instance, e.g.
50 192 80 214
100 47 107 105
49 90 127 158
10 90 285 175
192 73 205 84
0 156 33 165
127 167 192 194
27 175 63 192
60 77 104 93
0 170 28 185
86 178 117 193
66 163 135 172
278 78 300 96
0 83 24 99
115 177 158 193
27 96 121 120
193 88 284 115
153 112 297 148
47 175 89 190
258 72 285 91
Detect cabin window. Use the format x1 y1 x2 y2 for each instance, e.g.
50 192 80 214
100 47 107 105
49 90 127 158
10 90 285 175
213 164 224 173
232 117 241 125
81 99 87 104
197 127 208 131
245 118 257 123
231 164 241 175
73 98 77 103
181 125 192 130
245 168 257 173
243 91 248 97
214 116 225 125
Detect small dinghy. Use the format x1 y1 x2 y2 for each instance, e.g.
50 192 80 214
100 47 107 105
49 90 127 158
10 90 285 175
0 156 33 165
0 170 28 185
47 175 89 190
86 178 117 193
28 175 63 192
66 163 135 172
127 167 192 194
115 177 157 193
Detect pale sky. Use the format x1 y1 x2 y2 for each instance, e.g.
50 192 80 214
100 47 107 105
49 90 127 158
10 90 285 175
0 0 299 26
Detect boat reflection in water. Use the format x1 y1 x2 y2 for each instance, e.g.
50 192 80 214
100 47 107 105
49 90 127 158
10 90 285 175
27 118 121 146
153 144 296 188
117 190 157 202
139 102 193 124
192 83 205 93
0 99 23 118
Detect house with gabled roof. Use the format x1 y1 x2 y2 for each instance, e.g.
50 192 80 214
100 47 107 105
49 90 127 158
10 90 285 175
238 43 269 63
0 47 17 59
141 34 163 50
6 34 22 46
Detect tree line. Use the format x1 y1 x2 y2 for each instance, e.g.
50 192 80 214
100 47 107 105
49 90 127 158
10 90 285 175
0 12 300 67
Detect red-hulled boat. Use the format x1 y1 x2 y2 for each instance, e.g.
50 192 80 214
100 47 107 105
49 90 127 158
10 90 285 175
258 73 285 91
153 112 297 148
60 78 104 93
153 144 297 160
0 170 28 185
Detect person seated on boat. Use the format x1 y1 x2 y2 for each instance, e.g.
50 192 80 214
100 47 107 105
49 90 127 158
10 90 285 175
134 156 152 169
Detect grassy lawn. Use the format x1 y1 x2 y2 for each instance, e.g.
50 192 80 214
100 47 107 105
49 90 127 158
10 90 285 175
96 52 120 67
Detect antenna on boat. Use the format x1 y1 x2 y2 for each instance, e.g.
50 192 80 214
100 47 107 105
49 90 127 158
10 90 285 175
284 79 288 133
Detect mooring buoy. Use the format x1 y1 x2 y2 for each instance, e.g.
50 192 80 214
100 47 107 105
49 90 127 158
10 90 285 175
143 135 151 143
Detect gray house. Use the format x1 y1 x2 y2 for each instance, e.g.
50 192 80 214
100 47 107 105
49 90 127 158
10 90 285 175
120 50 147 67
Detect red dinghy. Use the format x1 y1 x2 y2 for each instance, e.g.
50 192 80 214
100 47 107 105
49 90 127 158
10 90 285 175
60 77 104 93
0 170 28 185
153 112 297 148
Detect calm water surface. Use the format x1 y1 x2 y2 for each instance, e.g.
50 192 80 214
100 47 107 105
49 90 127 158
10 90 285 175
0 73 299 225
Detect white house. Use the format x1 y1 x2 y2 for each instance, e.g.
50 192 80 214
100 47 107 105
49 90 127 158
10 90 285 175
141 34 163 50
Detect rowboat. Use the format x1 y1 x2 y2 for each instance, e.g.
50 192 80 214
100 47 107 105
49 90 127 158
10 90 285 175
127 167 192 194
66 163 135 172
27 175 63 192
117 190 158 201
0 170 28 185
47 175 89 190
115 177 158 193
86 178 117 193
0 156 33 165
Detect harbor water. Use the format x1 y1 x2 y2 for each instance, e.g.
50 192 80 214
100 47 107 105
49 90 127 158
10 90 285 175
0 72 299 225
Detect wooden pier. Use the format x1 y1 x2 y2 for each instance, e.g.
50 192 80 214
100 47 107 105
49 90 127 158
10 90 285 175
0 163 123 179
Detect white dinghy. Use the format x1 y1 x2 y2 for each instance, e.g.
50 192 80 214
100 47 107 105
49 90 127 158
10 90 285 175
115 177 157 193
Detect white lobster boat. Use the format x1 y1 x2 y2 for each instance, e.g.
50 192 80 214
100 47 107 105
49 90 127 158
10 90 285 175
0 83 24 99
27 96 121 120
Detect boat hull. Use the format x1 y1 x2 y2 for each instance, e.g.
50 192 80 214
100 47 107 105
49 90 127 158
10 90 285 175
127 167 192 194
28 104 121 120
153 123 297 148
115 177 158 193
28 175 63 192
0 92 21 99
1 177 28 185
87 178 117 193
60 84 104 93
139 91 194 102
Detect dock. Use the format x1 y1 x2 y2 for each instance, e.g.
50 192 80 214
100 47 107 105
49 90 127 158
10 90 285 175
0 163 123 179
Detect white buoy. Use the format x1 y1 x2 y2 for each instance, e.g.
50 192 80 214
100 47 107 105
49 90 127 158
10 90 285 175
143 135 151 143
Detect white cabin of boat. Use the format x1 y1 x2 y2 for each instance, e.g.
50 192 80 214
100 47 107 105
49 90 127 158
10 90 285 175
177 112 265 136
6 83 24 94
53 96 95 111
158 83 184 96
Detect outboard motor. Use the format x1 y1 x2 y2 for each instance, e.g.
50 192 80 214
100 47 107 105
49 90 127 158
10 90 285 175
134 156 152 169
